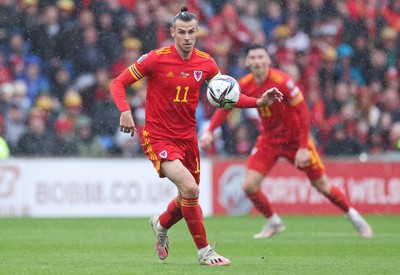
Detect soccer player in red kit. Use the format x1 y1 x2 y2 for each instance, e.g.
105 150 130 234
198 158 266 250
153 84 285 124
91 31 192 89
200 44 372 239
110 8 283 266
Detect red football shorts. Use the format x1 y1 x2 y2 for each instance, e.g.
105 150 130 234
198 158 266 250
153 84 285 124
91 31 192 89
141 130 201 184
247 136 325 180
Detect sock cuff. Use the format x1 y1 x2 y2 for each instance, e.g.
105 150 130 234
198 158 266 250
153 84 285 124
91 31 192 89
247 189 262 199
174 196 181 209
181 196 199 207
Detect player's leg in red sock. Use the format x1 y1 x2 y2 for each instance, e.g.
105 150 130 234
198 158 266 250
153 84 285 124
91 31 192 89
311 174 350 212
159 196 183 229
312 175 372 237
181 196 208 249
242 169 275 218
325 184 350 212
246 189 274 218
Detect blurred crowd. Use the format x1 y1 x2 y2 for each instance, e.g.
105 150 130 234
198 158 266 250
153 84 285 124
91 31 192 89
0 0 400 159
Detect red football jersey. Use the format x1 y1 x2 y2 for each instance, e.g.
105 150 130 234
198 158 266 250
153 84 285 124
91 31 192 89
112 44 220 139
239 68 311 147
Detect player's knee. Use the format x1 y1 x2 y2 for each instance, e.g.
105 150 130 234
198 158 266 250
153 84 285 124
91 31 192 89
242 181 257 195
180 183 199 197
311 176 329 194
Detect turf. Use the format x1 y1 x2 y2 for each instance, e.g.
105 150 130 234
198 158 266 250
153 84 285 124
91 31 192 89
0 215 399 275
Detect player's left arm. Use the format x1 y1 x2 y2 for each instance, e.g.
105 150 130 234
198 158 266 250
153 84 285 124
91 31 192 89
205 56 222 83
235 87 283 108
206 59 282 108
207 72 222 83
292 99 311 147
289 86 312 168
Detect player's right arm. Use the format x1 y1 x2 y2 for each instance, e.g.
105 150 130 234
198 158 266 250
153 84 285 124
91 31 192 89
110 68 136 112
110 68 138 137
110 52 153 137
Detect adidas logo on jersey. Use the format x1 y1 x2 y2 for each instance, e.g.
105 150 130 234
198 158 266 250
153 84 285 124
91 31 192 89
166 71 174 77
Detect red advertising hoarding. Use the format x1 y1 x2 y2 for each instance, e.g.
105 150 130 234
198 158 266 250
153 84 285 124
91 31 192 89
212 159 400 215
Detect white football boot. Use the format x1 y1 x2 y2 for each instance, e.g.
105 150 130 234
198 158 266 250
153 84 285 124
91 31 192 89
198 243 230 266
149 215 169 260
347 208 373 238
253 213 285 239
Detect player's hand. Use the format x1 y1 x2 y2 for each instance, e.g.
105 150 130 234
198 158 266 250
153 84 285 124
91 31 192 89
256 87 283 107
199 130 214 151
120 110 137 137
294 147 310 168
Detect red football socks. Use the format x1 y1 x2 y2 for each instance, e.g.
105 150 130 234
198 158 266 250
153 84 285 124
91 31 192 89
325 184 350 212
247 189 274 218
181 196 208 249
159 196 183 229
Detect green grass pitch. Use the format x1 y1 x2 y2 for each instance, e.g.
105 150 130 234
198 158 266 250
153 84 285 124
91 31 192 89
0 215 399 274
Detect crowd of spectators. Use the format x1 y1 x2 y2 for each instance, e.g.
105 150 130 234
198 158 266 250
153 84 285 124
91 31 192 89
0 0 400 159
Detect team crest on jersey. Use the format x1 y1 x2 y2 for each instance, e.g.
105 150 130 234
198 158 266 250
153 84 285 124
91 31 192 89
159 150 168 158
194 70 203 81
286 80 294 89
137 54 148 64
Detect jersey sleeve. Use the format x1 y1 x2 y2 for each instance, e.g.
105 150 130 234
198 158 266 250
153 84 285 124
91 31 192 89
282 77 311 148
294 100 311 148
208 108 232 132
234 74 258 108
207 57 221 81
235 94 258 108
110 68 135 112
109 52 153 112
